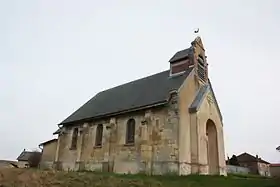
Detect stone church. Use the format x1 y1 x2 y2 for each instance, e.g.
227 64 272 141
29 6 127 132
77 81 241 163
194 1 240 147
51 36 227 175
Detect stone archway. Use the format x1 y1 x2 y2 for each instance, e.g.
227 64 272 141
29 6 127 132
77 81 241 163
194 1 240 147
206 119 219 175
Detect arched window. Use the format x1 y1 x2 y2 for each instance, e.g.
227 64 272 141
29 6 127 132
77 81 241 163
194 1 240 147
71 127 78 150
95 124 103 147
126 118 135 144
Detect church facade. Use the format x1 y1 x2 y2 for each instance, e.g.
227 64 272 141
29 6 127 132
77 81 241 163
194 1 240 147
52 37 227 175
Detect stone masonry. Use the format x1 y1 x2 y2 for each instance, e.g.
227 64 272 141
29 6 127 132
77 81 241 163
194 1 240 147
55 92 181 174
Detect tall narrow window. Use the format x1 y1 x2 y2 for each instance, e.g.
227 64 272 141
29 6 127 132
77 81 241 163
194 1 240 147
197 55 206 81
95 124 103 147
70 128 78 150
126 118 135 144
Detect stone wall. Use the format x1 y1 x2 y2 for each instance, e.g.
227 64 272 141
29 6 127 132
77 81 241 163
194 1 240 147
196 89 227 176
17 161 29 168
55 72 226 176
56 126 82 171
41 141 57 162
226 165 250 174
56 95 180 174
39 161 54 170
178 66 226 175
258 162 270 177
177 69 197 175
40 140 57 169
270 165 280 177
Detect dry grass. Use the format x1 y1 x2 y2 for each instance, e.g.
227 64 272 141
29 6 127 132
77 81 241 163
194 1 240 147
0 168 279 187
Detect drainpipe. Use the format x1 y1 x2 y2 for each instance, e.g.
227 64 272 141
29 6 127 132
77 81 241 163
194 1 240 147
54 124 62 162
151 137 154 175
150 117 154 176
107 118 116 172
78 125 86 171
107 124 112 172
38 144 43 151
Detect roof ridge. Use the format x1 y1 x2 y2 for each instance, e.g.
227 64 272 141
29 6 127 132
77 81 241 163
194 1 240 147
98 69 170 94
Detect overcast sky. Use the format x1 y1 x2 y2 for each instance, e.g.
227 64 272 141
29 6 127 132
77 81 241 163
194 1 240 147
1 0 279 163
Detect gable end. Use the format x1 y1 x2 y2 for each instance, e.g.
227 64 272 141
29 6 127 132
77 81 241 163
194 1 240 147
188 80 223 123
189 85 209 113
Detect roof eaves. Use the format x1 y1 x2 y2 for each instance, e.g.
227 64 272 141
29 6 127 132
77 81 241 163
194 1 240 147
17 153 29 161
169 56 189 64
53 128 61 135
169 48 192 63
39 139 58 147
16 152 24 161
259 159 270 164
61 100 169 126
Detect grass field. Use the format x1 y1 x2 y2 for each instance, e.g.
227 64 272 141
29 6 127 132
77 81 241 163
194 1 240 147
0 168 279 187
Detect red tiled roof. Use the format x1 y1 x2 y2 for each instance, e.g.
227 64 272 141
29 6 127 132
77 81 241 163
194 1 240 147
270 163 280 167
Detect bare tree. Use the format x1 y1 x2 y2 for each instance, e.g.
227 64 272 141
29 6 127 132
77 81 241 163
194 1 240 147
28 151 42 168
228 155 240 166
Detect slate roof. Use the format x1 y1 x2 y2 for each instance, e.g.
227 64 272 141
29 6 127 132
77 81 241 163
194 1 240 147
169 47 192 63
60 68 194 125
237 153 270 164
17 150 41 161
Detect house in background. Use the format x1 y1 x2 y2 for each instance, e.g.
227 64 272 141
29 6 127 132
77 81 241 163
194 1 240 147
51 36 227 176
39 139 58 169
270 163 280 177
17 149 42 168
0 160 18 169
237 153 270 177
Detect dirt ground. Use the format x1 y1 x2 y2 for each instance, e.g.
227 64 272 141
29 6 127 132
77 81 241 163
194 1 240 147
1 168 158 187
0 168 279 187
0 168 59 187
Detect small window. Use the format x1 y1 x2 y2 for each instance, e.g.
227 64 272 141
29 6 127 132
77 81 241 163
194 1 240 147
198 55 204 63
126 118 135 144
197 54 207 81
95 124 103 147
70 128 79 150
155 119 159 126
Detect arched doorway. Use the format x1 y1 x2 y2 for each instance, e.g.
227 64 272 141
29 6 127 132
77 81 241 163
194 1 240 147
206 119 219 175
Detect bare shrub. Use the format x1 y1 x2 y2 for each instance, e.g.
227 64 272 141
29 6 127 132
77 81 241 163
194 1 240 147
28 151 42 168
